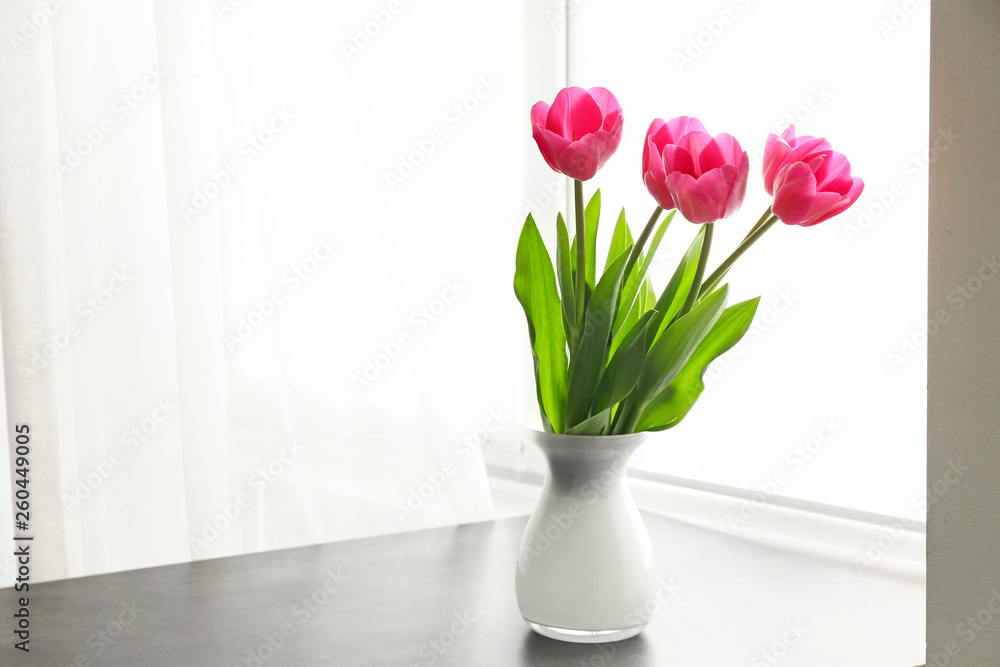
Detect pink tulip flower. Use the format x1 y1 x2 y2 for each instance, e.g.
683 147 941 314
642 117 749 224
531 87 623 181
764 126 865 227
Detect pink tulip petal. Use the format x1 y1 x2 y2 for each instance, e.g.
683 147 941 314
662 116 707 144
644 117 707 175
531 125 571 174
556 131 619 181
587 87 620 114
645 119 666 150
585 130 622 170
693 167 735 212
782 126 822 150
763 132 793 195
667 171 720 224
804 154 826 172
644 138 669 186
699 133 743 172
643 132 665 178
642 120 666 177
802 176 865 226
660 144 697 177
555 144 598 182
530 101 550 130
772 162 818 225
644 170 675 210
548 87 602 141
784 135 833 166
789 133 820 149
800 191 844 226
812 152 854 194
602 108 624 139
676 131 714 174
723 152 750 219
845 176 865 202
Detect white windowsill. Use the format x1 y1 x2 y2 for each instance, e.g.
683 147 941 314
488 468 925 665
488 467 925 580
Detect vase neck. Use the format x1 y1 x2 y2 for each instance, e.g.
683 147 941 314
531 435 645 497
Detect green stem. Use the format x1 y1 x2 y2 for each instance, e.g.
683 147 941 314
742 205 773 243
574 179 586 330
621 206 663 287
700 214 779 298
678 223 714 318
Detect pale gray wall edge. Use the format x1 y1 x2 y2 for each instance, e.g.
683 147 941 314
928 1 1000 664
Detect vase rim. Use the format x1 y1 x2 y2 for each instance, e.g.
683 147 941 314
520 415 648 443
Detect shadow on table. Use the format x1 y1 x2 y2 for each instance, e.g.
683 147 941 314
517 629 653 666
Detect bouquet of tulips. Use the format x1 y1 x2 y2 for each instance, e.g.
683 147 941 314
515 87 864 435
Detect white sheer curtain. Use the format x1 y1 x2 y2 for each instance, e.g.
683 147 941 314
0 0 524 584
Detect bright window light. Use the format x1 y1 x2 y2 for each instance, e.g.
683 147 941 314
564 0 929 519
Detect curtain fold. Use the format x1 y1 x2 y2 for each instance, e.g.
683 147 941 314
1 0 522 585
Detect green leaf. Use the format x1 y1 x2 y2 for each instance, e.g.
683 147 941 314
640 276 656 313
565 407 613 435
555 213 578 350
514 214 569 433
592 309 657 415
611 273 657 357
645 227 705 350
605 208 633 274
564 245 631 428
610 269 641 357
612 210 675 338
636 295 760 432
585 189 601 290
634 284 729 411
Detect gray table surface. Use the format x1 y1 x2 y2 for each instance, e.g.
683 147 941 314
1 513 924 666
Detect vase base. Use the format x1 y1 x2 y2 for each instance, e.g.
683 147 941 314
526 621 646 644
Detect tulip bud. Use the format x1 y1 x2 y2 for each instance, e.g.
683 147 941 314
764 126 864 227
642 117 748 224
530 87 623 181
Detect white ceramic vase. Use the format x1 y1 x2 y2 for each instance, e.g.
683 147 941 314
514 421 659 643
